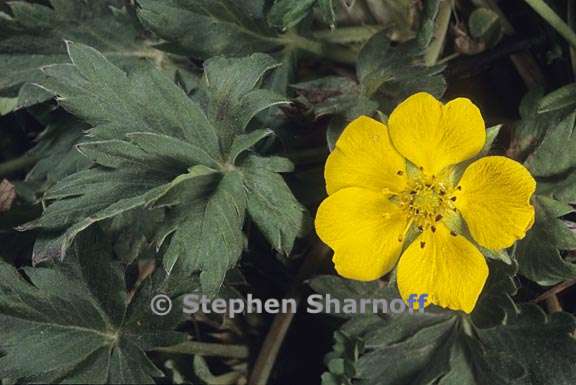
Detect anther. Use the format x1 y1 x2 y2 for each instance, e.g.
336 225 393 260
450 196 457 201
435 214 443 222
431 226 436 233
396 170 404 176
457 186 462 191
420 241 426 248
417 225 424 232
450 231 457 237
439 190 446 196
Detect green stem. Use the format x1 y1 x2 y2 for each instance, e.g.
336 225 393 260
279 32 357 64
312 25 382 44
154 341 249 359
524 0 576 49
0 154 39 177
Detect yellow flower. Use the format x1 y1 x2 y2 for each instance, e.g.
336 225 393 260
315 92 536 313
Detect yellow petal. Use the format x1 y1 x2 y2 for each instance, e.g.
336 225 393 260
397 224 488 313
388 92 486 176
455 156 536 250
325 115 407 195
315 187 409 281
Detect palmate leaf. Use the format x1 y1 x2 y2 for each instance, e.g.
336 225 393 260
0 229 188 384
311 272 576 385
0 0 177 113
24 42 307 294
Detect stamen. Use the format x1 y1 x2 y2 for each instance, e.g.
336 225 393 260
435 214 443 222
396 170 404 176
431 226 436 233
450 196 457 201
450 231 458 237
420 241 426 248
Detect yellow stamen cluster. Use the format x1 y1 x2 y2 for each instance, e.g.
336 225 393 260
397 174 458 233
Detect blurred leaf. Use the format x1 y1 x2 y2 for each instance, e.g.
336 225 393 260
23 43 305 294
0 229 187 383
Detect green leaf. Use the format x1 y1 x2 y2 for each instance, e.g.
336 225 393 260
160 170 247 295
537 83 576 113
512 86 575 161
25 43 305 293
517 195 576 285
0 229 187 383
137 0 280 60
0 0 173 110
240 155 307 255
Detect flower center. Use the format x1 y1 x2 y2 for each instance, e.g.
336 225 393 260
398 177 457 231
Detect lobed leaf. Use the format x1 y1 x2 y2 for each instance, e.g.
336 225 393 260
0 229 187 383
25 42 306 294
